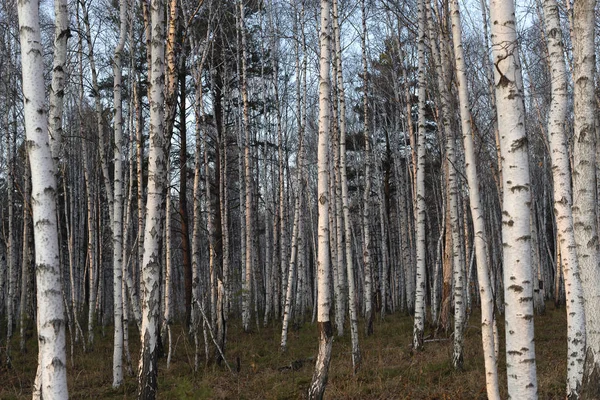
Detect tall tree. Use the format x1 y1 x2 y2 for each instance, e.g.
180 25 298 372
138 0 166 396
17 0 68 396
572 0 600 397
332 0 360 371
450 0 500 396
308 0 333 397
412 0 427 351
361 0 374 337
112 0 128 388
239 0 255 333
542 0 586 397
489 0 538 397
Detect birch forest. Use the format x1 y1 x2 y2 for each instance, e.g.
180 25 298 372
2 0 600 398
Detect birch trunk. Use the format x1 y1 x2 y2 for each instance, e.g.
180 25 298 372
308 0 333 397
450 0 500 396
17 0 68 395
239 0 254 332
572 0 600 397
191 33 210 369
19 164 32 353
281 193 302 351
112 0 128 387
81 0 114 223
6 112 15 367
490 1 538 397
361 0 373 337
137 0 166 396
412 0 427 351
541 1 586 396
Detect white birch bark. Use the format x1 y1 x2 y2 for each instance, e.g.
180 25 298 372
239 0 254 332
48 0 68 163
81 0 114 223
489 1 538 397
164 170 173 369
412 0 427 351
112 0 128 387
450 0 500 397
361 0 373 336
75 5 98 347
541 1 586 397
137 0 166 396
308 0 333 397
571 0 600 397
17 0 68 396
426 1 465 365
19 164 32 353
281 193 302 351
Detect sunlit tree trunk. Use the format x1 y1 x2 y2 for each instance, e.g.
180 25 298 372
238 0 254 332
281 190 302 351
81 0 114 224
19 163 32 353
112 0 128 387
361 0 374 337
17 0 68 395
426 1 465 366
450 0 500 397
572 0 600 397
490 0 538 397
412 0 427 351
163 167 173 369
541 1 586 397
280 36 306 346
308 0 333 397
137 0 166 396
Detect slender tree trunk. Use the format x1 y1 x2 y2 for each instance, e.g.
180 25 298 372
572 0 600 397
164 168 173 369
137 0 166 396
490 1 538 397
81 0 114 223
361 0 373 337
541 3 586 397
19 164 32 353
179 66 193 328
308 0 333 397
6 109 15 367
112 0 128 387
17 0 68 395
450 0 500 396
412 0 427 351
239 0 254 332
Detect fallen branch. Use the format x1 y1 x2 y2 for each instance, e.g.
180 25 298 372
195 299 233 375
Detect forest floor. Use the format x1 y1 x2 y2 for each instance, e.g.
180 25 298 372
1 302 567 399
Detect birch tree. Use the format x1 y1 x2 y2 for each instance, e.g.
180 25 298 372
412 0 427 351
112 0 128 387
308 0 333 397
489 0 538 397
450 0 500 396
332 0 360 371
542 1 586 397
17 0 68 396
571 0 600 397
361 0 374 337
138 0 166 396
239 0 254 332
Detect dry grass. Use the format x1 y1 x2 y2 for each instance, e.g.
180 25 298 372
1 302 567 399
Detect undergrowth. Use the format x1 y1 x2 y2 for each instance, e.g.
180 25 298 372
0 302 567 399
